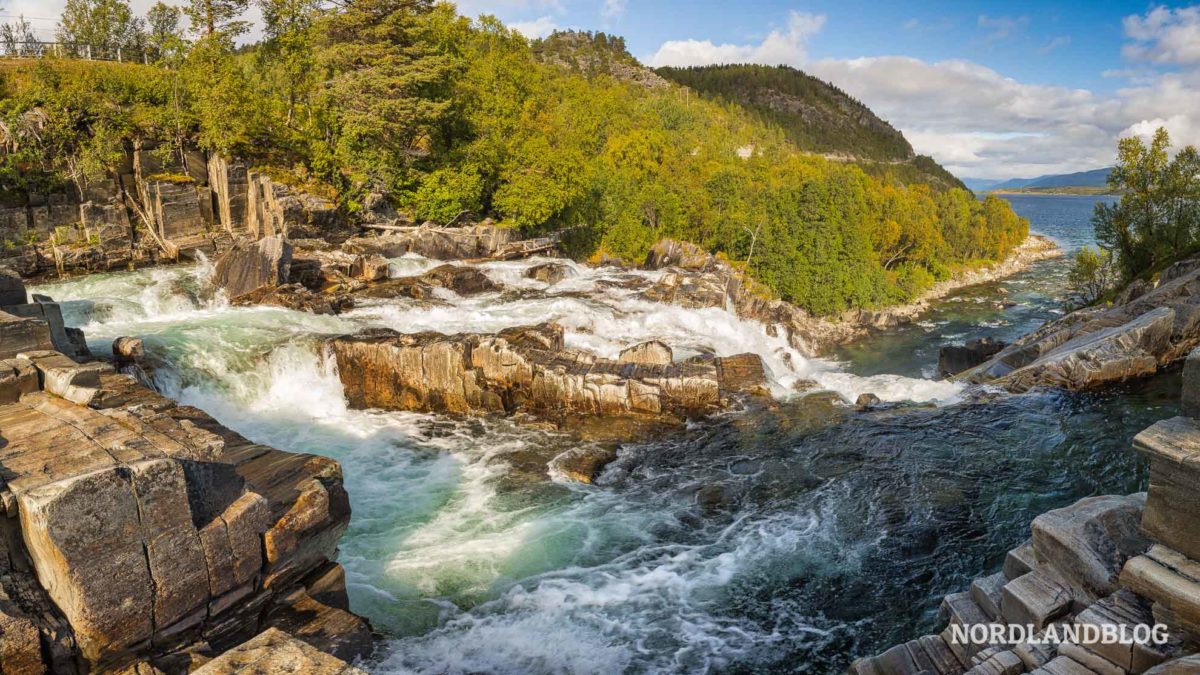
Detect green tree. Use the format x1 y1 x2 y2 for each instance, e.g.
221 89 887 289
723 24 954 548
314 0 457 195
1095 128 1200 280
183 0 249 37
146 2 188 63
57 0 146 58
257 0 321 125
1068 246 1114 306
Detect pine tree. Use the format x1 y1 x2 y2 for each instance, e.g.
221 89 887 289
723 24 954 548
315 0 457 192
183 0 249 38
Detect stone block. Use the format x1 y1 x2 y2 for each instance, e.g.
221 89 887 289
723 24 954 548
1000 568 1073 630
1030 656 1101 675
971 571 1008 620
1031 493 1150 600
0 312 53 359
1134 417 1200 561
1120 546 1200 639
0 357 38 404
17 465 155 665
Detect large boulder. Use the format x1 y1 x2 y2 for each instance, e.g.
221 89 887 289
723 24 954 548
328 323 765 423
1132 415 1200 560
213 236 293 300
193 627 366 675
525 261 573 285
618 340 672 365
1030 493 1151 601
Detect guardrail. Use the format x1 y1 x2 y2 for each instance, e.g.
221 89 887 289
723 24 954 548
1 41 151 63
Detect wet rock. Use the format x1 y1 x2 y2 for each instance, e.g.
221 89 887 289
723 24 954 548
0 358 367 671
350 254 389 282
525 262 573 285
213 236 293 300
618 340 672 365
695 485 730 513
192 627 365 674
1181 347 1200 418
856 392 881 408
550 446 619 484
0 265 27 305
233 283 352 315
328 322 766 424
964 255 1200 391
357 264 497 300
420 264 498 295
938 337 1006 377
113 336 144 366
342 224 515 260
1030 493 1150 600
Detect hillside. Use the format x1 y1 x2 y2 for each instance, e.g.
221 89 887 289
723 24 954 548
0 9 1026 317
653 63 967 191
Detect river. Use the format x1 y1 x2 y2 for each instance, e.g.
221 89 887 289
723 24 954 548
31 193 1177 674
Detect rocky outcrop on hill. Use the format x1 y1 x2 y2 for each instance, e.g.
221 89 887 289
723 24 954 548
960 255 1200 392
849 353 1200 675
0 310 369 672
328 322 766 424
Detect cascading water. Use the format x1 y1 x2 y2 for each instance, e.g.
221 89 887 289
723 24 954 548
32 198 1179 674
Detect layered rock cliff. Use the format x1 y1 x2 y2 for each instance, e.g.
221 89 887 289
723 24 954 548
0 276 369 673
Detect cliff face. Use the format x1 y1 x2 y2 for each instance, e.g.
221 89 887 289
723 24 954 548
0 274 370 673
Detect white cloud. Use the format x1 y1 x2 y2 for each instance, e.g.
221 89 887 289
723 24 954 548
977 14 1028 42
1122 5 1200 65
645 11 825 68
600 0 625 23
1039 35 1070 54
508 15 560 38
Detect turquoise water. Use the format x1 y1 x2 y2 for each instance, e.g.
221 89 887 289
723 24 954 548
32 193 1177 674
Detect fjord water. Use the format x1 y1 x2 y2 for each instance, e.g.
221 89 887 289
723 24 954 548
33 193 1176 674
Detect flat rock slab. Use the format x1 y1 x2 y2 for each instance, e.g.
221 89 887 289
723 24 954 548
192 628 365 675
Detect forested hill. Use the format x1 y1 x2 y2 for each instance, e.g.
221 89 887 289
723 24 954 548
0 2 1025 317
654 64 967 191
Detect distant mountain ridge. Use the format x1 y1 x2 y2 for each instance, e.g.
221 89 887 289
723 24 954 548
652 63 966 191
965 167 1113 193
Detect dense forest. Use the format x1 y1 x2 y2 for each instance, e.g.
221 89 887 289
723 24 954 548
655 63 967 191
0 0 1028 316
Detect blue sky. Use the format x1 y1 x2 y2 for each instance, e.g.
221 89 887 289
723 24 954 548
10 0 1200 179
451 0 1200 179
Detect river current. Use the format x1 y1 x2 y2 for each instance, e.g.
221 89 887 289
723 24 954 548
32 194 1177 674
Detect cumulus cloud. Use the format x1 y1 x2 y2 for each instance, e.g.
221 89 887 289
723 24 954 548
645 11 825 68
1122 5 1200 65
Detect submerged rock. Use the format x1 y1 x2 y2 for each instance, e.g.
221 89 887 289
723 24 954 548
550 446 619 484
327 322 766 424
938 337 1006 377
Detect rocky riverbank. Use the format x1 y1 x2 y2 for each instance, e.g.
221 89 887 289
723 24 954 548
0 274 368 673
960 256 1200 391
850 349 1200 675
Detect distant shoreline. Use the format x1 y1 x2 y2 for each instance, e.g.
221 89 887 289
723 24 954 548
987 187 1118 197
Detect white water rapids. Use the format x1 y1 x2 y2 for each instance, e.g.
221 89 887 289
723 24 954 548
33 255 966 673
